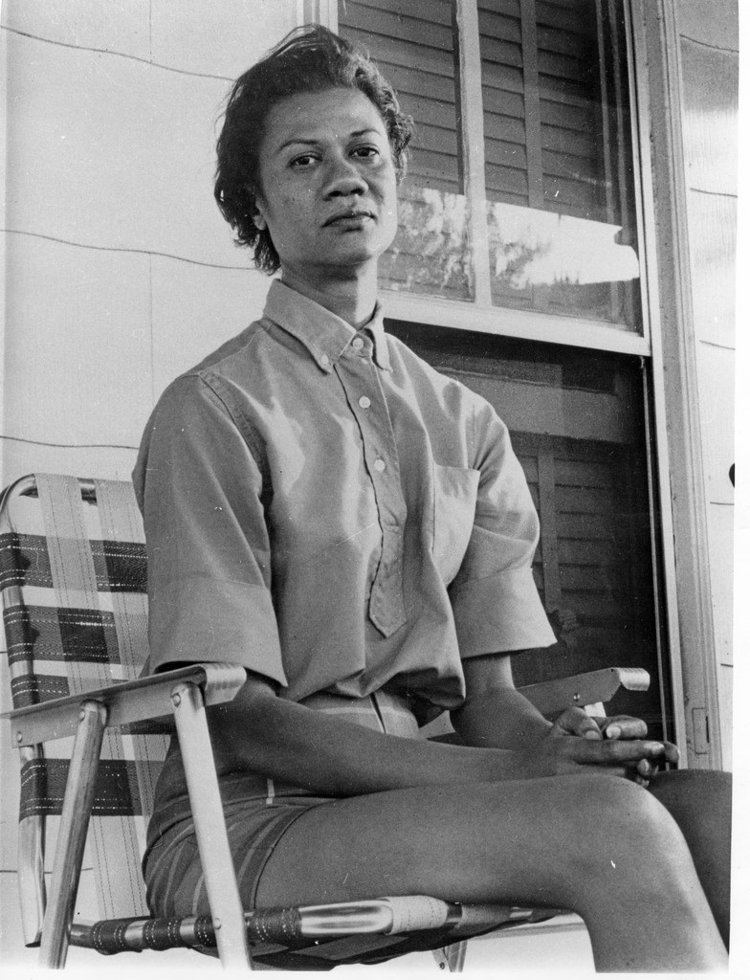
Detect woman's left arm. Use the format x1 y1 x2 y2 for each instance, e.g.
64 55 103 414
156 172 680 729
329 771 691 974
451 652 553 749
453 652 672 783
452 652 646 749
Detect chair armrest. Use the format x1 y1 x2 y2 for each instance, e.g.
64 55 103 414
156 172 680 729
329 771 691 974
517 667 650 718
423 666 651 740
2 662 247 746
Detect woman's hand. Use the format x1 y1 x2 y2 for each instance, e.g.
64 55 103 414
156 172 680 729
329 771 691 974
520 706 679 783
549 706 647 742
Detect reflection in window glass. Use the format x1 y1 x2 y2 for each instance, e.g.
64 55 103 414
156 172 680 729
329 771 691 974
480 0 640 326
339 0 472 300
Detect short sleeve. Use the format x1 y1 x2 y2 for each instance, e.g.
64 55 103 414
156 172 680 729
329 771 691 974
449 400 556 656
132 374 286 685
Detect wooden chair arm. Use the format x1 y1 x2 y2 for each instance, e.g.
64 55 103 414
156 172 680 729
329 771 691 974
517 667 650 718
2 662 247 746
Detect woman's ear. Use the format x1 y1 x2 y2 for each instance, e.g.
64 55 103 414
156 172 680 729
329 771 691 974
253 192 269 231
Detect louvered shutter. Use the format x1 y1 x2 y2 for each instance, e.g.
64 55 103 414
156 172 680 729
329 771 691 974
340 0 638 325
386 319 667 732
340 0 461 191
340 0 471 299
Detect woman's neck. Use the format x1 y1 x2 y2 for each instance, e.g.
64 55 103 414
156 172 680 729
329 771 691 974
280 266 378 329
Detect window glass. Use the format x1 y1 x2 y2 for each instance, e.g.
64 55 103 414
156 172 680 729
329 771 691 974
480 0 641 326
388 319 672 737
339 0 642 330
339 0 473 300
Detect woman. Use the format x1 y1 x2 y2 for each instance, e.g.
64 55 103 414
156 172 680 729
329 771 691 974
133 26 730 971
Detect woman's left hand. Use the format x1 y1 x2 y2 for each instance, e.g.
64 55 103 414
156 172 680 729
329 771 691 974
550 707 678 784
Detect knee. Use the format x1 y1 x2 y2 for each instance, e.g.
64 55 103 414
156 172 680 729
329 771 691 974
570 776 693 878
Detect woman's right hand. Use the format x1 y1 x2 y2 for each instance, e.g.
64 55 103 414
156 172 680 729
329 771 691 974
516 724 679 781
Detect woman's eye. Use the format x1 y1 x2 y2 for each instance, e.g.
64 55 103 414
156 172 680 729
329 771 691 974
352 146 379 160
290 154 317 168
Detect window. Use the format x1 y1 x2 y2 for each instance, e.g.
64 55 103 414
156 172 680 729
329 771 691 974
479 0 639 326
339 0 644 348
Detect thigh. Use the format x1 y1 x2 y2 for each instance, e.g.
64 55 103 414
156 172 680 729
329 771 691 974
254 774 652 912
648 768 731 826
648 769 731 869
647 768 731 942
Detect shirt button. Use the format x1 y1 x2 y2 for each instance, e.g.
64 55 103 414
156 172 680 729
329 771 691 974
319 354 330 368
352 337 364 351
374 458 386 473
358 396 371 409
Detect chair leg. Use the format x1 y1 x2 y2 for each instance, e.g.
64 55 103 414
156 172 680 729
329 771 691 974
171 681 251 969
39 700 107 969
434 940 467 972
18 748 47 947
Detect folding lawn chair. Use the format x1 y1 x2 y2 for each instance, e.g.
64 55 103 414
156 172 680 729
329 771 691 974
0 473 650 970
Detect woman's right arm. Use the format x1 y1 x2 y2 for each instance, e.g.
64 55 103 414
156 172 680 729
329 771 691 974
207 672 676 796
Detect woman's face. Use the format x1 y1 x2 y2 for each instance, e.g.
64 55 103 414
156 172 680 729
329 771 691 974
253 87 399 282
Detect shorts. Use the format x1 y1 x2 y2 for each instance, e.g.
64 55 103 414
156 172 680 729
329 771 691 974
143 691 423 919
143 793 332 918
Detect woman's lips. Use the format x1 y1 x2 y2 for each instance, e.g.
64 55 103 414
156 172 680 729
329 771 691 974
324 210 375 226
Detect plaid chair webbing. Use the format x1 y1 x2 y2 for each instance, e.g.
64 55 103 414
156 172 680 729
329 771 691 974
1 474 169 920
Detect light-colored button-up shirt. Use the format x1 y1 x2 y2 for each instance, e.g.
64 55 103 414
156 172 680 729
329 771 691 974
133 280 554 721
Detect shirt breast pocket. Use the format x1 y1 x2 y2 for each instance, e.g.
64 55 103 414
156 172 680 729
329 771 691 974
431 464 480 584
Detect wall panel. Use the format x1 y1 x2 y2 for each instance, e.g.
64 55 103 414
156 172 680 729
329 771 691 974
675 0 738 51
4 235 152 446
685 191 736 348
679 40 738 196
717 663 732 771
695 341 735 506
151 0 298 76
5 33 238 266
1 0 151 59
0 443 139 490
150 256 271 398
706 502 734 668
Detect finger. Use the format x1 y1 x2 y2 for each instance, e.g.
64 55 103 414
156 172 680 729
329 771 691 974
553 707 602 740
602 716 648 740
567 762 630 779
590 765 630 779
637 758 654 778
568 738 670 765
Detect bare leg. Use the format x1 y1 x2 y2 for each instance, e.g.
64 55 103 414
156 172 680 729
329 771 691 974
256 774 726 972
649 769 731 948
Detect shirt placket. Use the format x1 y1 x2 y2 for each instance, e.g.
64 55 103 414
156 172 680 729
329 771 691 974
335 334 407 637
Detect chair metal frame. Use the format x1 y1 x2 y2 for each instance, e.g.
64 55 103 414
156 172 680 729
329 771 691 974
1 474 650 970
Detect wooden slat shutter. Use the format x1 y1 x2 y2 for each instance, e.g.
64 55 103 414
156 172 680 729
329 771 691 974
509 430 662 727
479 0 627 222
339 0 461 193
385 319 668 734
340 1 638 322
339 0 471 299
343 0 630 224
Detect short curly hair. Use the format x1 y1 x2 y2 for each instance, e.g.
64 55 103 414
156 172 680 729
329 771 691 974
214 25 413 274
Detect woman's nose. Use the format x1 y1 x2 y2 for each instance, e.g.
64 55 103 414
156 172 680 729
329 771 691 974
323 157 368 198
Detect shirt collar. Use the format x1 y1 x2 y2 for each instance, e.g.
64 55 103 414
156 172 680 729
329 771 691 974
262 280 391 373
